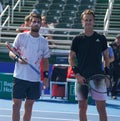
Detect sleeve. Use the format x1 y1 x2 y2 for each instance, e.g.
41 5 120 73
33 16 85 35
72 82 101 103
13 33 21 48
100 35 108 52
13 33 27 47
43 40 50 58
70 36 78 53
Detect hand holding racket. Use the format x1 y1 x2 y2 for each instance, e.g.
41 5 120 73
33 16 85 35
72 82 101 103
5 41 40 75
76 74 110 99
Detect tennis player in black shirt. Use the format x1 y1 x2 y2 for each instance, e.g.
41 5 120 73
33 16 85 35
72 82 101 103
68 9 110 121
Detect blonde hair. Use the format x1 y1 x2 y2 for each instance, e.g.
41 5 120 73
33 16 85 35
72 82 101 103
81 9 95 19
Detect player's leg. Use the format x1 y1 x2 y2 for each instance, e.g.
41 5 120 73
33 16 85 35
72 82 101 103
12 98 22 121
23 99 34 121
23 81 40 121
78 100 88 121
75 82 88 121
12 78 25 121
95 100 107 121
91 85 107 121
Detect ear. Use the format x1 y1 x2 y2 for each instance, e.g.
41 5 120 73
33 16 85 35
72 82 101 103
81 19 84 28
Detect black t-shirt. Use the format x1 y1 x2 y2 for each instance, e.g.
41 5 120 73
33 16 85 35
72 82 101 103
71 31 108 78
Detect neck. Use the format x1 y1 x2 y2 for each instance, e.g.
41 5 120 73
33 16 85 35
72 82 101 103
29 31 39 37
84 28 94 36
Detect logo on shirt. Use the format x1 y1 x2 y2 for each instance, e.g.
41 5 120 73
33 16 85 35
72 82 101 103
96 39 100 42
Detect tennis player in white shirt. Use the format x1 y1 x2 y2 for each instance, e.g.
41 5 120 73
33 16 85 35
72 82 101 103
9 13 50 121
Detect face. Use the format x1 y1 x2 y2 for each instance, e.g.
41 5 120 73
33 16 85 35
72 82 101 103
25 20 31 27
81 14 94 30
30 17 41 32
41 17 47 26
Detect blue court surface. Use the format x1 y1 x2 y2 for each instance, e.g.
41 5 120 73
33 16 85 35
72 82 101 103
0 96 120 121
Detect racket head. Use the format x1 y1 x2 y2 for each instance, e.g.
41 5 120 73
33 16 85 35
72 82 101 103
87 74 109 93
76 82 89 99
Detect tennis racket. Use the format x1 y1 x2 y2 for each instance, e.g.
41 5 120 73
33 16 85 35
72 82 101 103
76 74 110 99
5 41 40 75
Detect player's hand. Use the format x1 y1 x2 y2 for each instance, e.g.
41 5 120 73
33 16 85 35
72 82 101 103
42 78 48 89
75 73 85 85
18 57 27 64
104 67 111 76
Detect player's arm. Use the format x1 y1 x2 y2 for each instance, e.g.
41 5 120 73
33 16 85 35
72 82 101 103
68 50 76 67
9 51 16 60
42 58 49 73
103 49 111 87
9 51 20 62
68 50 85 84
42 58 49 88
103 49 110 69
9 50 26 64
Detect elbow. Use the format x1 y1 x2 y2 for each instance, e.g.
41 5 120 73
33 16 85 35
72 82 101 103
68 54 71 65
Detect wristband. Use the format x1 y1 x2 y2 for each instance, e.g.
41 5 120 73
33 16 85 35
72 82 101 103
43 71 49 78
72 66 79 74
14 55 19 62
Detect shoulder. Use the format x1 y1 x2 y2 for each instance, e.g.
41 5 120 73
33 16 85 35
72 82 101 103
39 35 48 44
17 32 28 37
94 32 107 45
73 33 84 41
15 32 30 44
95 32 106 40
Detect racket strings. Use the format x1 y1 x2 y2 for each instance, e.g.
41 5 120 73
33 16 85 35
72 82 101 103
88 75 109 88
76 74 109 99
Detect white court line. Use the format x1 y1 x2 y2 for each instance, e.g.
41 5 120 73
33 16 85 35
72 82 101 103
0 108 120 118
0 115 11 117
0 115 78 121
31 116 78 121
0 115 93 121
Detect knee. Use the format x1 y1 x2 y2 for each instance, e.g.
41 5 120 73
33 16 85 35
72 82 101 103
12 101 21 111
78 102 87 113
24 100 34 112
97 106 106 115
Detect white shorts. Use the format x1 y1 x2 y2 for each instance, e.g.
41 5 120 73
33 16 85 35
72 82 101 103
75 80 107 101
